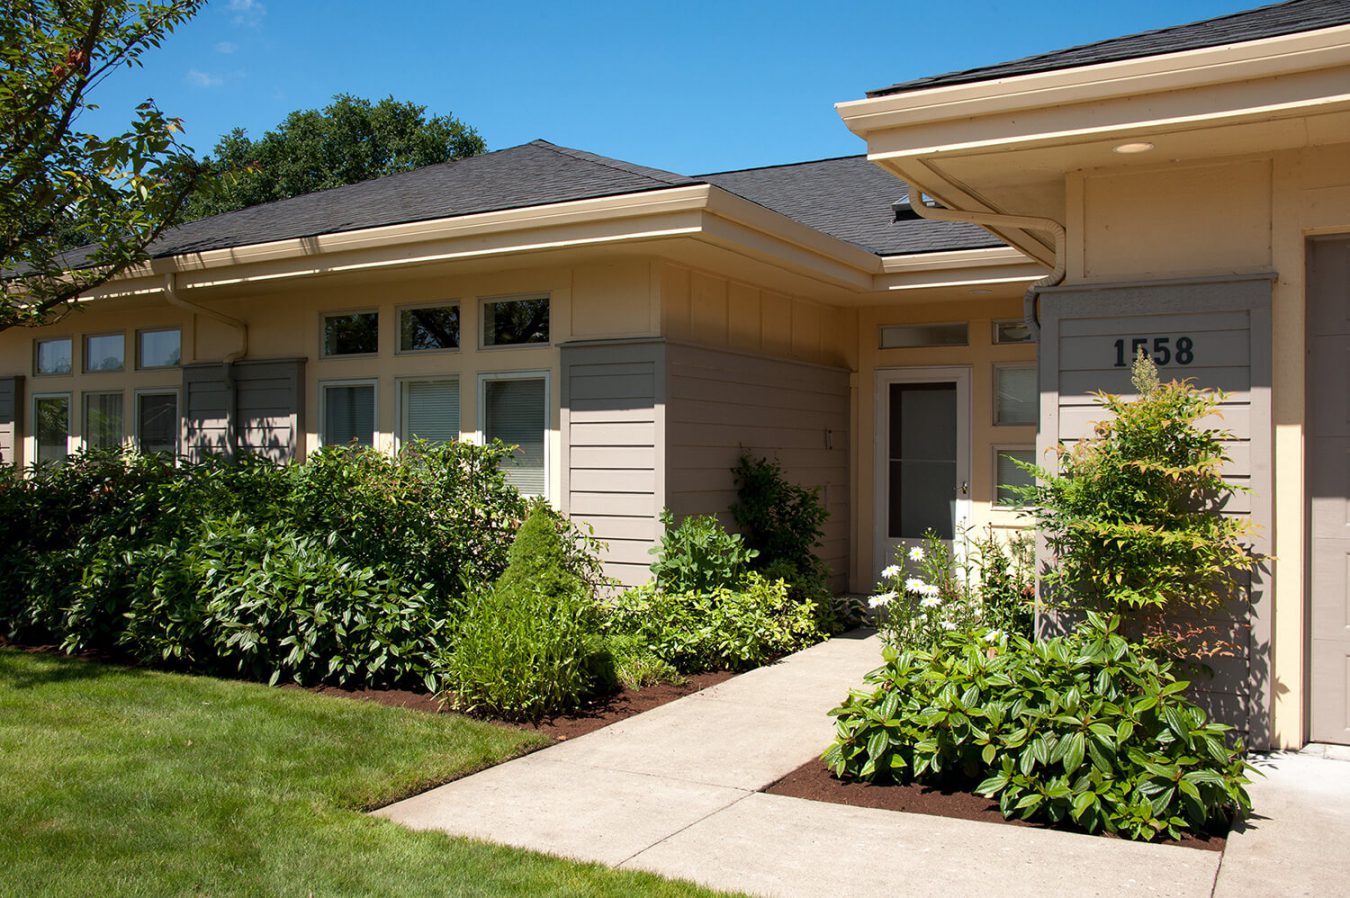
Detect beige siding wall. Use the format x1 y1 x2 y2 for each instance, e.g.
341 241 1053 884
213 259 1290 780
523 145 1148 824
852 295 1037 591
0 376 18 465
659 262 856 369
664 342 851 592
1068 141 1350 747
560 340 665 588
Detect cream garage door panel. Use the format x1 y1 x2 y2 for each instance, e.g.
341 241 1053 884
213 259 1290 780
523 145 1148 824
1308 236 1350 745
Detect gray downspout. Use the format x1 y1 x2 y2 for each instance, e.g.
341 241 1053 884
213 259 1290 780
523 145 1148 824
162 274 248 456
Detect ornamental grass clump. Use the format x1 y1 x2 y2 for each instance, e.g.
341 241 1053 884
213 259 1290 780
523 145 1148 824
824 615 1253 842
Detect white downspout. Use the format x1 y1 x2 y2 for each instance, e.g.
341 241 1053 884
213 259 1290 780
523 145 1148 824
905 188 1066 339
163 274 248 454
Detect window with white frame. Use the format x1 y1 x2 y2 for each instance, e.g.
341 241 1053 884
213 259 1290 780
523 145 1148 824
34 337 72 376
482 373 547 496
84 333 125 372
137 391 178 455
482 296 549 347
995 365 1037 425
399 303 460 352
84 392 124 450
995 448 1036 505
399 378 459 445
138 328 181 368
34 394 71 464
321 311 379 357
322 381 376 447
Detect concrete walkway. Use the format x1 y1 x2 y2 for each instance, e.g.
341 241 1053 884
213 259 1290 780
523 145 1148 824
376 633 1350 898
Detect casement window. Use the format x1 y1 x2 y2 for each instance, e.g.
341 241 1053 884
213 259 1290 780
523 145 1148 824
321 311 379 357
34 337 73 376
136 391 179 456
33 394 71 464
995 448 1036 505
482 296 549 347
398 303 460 352
321 381 377 447
83 392 124 450
481 372 548 496
138 328 181 369
994 364 1037 425
399 378 460 446
84 333 125 372
878 322 968 349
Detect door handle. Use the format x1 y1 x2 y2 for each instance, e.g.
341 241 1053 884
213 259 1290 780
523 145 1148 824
960 480 969 496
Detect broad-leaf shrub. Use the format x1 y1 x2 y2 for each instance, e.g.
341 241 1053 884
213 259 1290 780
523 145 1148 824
649 509 757 594
823 615 1252 841
438 505 607 720
605 572 822 673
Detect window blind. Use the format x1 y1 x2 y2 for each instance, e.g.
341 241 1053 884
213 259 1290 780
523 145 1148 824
401 379 459 444
996 449 1036 505
995 366 1037 425
138 393 178 455
84 392 123 450
484 377 545 495
35 396 70 464
323 384 375 447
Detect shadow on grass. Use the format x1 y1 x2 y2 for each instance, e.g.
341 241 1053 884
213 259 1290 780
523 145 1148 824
0 645 147 690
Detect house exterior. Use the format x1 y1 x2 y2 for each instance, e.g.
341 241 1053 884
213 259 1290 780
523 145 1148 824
2 0 1347 750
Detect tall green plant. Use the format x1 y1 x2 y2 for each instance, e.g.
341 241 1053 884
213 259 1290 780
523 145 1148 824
1013 352 1262 618
649 510 756 594
731 454 828 586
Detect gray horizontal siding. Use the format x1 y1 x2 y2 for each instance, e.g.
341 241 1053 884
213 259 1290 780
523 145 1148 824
183 358 305 462
0 376 20 466
664 342 850 592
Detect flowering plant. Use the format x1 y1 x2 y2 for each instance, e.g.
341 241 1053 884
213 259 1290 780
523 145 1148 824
868 526 1035 650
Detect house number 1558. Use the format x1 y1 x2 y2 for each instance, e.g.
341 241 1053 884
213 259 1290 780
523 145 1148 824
1113 336 1194 367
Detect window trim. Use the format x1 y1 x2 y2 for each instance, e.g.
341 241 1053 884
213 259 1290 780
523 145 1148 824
318 377 379 448
478 369 551 499
993 444 1037 508
82 390 125 451
478 294 551 351
82 331 126 374
993 362 1038 427
134 388 181 456
31 391 73 463
319 309 381 359
394 375 461 451
33 336 75 378
395 301 462 355
136 327 183 370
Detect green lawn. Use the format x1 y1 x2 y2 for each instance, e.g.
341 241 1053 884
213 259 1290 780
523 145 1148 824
0 649 735 897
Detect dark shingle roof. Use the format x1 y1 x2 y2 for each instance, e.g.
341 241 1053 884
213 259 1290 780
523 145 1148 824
700 156 1000 256
54 140 1000 270
869 0 1350 97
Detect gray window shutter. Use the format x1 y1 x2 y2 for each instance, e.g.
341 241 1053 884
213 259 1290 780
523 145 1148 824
323 384 375 447
484 378 546 495
402 379 459 444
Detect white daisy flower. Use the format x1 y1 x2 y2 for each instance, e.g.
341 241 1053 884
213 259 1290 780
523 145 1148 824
919 582 940 599
904 577 927 594
907 546 925 562
920 596 942 609
984 629 1002 642
941 621 958 630
868 591 897 609
881 565 901 580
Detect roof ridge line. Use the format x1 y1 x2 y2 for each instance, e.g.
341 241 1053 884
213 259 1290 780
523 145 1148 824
534 141 693 187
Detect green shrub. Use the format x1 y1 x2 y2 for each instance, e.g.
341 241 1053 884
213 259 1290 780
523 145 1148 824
438 505 605 720
823 614 1252 841
606 572 822 673
731 454 828 588
602 633 682 691
649 509 756 594
122 515 448 690
1013 352 1263 621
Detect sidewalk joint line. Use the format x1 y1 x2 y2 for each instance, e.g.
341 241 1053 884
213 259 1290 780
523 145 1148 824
614 791 756 869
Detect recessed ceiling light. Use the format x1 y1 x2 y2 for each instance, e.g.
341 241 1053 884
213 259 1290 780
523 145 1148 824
1113 141 1155 154
970 288 993 296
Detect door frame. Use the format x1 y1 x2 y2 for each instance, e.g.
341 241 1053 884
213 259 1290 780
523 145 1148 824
872 366 972 581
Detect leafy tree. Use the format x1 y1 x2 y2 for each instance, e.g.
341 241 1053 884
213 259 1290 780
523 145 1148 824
184 94 486 220
1 0 209 331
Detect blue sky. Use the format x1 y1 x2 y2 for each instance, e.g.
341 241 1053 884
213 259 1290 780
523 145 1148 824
82 0 1260 175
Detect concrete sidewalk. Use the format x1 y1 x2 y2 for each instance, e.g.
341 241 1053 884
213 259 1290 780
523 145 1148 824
375 633 1350 898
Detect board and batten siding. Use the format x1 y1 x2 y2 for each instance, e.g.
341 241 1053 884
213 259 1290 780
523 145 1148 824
664 342 851 593
0 376 20 466
183 358 306 462
1037 276 1273 747
560 340 665 588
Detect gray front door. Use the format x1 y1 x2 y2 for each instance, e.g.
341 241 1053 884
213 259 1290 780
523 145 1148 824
1309 235 1350 745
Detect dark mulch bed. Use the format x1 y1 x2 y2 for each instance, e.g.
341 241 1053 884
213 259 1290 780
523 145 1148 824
298 671 737 740
765 759 1228 852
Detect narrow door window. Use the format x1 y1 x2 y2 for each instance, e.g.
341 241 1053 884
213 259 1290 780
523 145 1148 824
483 376 546 495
